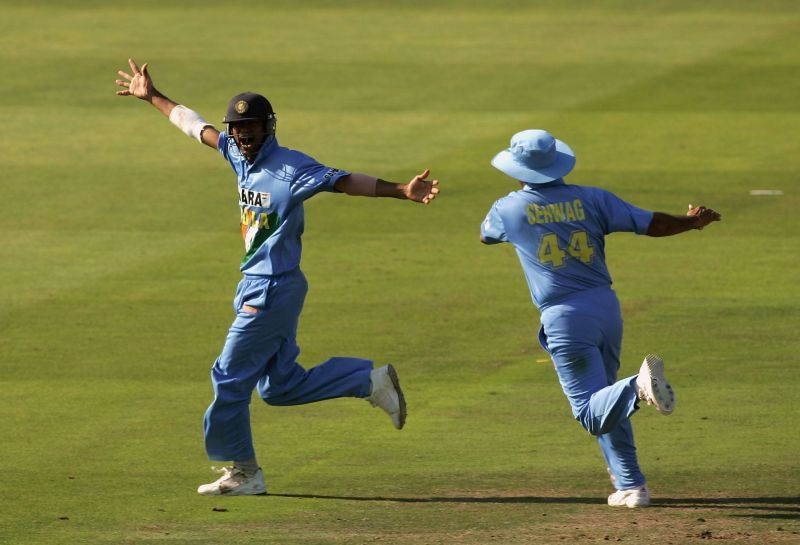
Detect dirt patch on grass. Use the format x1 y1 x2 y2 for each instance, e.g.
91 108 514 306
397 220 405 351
295 490 800 544
126 491 799 545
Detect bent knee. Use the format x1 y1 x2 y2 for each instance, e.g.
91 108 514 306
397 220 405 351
574 407 606 436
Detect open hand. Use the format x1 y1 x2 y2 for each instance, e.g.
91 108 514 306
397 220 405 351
404 169 440 204
116 58 154 101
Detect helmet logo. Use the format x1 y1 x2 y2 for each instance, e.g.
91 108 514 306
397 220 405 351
235 100 249 114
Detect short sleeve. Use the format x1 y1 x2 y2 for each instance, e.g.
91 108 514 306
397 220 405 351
218 131 233 159
481 202 509 244
217 132 245 176
595 189 653 235
288 151 351 202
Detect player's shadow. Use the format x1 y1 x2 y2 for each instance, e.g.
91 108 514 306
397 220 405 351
268 493 606 505
655 497 800 519
268 493 800 517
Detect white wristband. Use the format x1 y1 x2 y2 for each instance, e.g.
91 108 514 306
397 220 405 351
169 105 212 142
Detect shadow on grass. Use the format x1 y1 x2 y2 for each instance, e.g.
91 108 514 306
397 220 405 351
268 493 606 505
655 497 800 520
269 493 800 516
655 497 799 507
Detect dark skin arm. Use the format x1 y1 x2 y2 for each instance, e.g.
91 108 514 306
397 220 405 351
334 171 440 204
118 58 440 202
646 204 721 237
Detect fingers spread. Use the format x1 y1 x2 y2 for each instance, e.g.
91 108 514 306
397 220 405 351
118 70 132 81
419 168 430 179
116 79 130 87
142 62 149 77
128 58 140 74
116 90 131 96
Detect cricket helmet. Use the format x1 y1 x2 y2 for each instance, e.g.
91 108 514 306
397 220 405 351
223 92 277 137
491 129 576 184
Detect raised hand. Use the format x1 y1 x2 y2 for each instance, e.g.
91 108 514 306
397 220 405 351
404 169 440 204
116 58 154 101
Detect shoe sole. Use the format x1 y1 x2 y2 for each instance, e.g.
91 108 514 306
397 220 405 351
386 364 407 430
198 490 267 497
642 354 675 415
221 488 268 496
198 484 268 496
608 498 651 508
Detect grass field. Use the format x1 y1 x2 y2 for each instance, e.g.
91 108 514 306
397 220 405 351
1 1 798 543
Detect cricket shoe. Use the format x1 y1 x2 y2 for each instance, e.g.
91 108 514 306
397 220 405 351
197 466 267 496
608 486 651 508
367 364 407 430
636 354 675 415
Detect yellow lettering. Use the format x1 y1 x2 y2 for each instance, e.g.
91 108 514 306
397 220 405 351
565 202 576 221
538 229 595 267
538 233 567 267
240 209 255 227
526 204 537 224
574 199 585 220
258 213 269 228
527 200 587 225
567 230 595 263
535 204 546 224
542 205 554 223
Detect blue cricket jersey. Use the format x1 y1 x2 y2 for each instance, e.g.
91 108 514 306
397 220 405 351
481 179 653 310
218 133 350 276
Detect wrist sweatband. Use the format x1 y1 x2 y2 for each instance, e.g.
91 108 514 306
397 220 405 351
169 105 212 142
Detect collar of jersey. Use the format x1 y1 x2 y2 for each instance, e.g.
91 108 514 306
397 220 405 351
523 178 565 190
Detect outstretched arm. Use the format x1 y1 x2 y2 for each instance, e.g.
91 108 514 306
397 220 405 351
334 169 440 204
646 204 721 237
115 58 220 149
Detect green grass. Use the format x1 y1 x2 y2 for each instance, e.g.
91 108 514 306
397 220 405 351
1 1 798 543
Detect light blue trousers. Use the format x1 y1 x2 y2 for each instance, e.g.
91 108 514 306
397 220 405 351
538 287 644 490
204 270 373 462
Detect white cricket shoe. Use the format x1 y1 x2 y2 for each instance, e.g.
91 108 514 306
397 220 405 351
636 354 675 415
608 486 651 508
197 466 267 496
367 364 407 430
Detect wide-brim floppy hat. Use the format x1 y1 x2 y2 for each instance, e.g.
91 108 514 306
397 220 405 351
491 129 576 184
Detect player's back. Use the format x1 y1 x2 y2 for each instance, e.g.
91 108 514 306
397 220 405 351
484 180 652 309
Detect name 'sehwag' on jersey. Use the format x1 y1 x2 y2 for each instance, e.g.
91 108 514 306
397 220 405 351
527 199 585 225
239 188 271 208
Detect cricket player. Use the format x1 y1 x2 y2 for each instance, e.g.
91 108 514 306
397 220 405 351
480 129 720 507
116 59 439 496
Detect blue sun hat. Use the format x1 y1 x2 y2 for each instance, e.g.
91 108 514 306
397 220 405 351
491 129 576 184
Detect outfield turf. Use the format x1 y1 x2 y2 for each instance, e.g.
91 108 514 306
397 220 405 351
1 1 798 543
